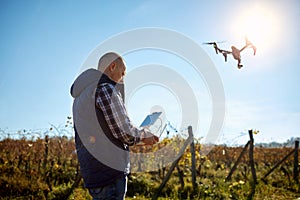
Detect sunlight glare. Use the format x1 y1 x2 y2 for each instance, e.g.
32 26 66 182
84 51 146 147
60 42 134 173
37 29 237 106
234 6 279 53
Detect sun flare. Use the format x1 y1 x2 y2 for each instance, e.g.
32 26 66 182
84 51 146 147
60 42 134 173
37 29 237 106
234 5 279 53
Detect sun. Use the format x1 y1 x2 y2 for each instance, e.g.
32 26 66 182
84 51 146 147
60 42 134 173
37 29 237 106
234 5 279 53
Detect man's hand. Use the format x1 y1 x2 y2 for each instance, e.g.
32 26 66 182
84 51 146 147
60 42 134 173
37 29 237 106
141 131 159 145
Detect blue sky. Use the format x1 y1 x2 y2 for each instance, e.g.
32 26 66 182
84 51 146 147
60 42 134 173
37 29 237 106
0 0 299 144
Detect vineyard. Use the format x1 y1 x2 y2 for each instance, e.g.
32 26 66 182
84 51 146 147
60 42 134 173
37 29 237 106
0 131 299 200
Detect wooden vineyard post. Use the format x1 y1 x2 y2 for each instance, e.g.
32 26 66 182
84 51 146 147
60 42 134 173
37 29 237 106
262 149 295 181
189 126 197 191
248 130 257 200
151 127 194 200
248 130 257 184
226 141 250 182
294 140 299 183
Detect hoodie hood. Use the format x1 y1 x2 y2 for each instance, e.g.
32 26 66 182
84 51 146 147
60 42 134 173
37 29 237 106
70 68 103 98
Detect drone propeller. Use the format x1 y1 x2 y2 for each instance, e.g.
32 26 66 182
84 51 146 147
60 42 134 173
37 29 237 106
203 41 226 54
202 41 226 45
203 42 216 45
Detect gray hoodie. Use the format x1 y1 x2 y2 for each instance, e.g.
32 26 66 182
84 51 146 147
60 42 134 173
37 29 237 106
71 68 129 188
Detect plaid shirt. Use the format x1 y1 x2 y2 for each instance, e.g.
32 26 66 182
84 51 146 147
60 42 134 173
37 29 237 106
96 83 144 146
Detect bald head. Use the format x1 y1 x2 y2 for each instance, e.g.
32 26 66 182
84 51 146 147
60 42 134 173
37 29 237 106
98 52 123 72
98 52 126 83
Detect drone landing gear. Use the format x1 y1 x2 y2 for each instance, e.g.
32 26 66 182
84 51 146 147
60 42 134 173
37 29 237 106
237 58 243 69
222 53 228 62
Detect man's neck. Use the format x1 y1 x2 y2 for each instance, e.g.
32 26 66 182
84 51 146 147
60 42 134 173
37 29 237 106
98 73 117 86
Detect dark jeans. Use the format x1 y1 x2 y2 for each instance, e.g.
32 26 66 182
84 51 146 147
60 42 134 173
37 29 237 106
88 176 127 200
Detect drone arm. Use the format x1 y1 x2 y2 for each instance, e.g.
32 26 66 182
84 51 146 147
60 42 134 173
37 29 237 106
220 49 231 54
239 45 248 52
242 37 257 55
240 44 257 55
219 49 231 62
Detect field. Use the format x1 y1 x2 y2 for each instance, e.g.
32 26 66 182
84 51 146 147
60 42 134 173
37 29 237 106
0 134 299 200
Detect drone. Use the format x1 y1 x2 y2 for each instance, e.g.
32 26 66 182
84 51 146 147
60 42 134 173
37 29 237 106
203 37 257 69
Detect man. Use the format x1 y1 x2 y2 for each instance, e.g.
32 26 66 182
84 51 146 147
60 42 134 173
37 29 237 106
71 52 159 200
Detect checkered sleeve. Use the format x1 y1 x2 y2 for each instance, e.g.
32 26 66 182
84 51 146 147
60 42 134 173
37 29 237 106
96 83 145 146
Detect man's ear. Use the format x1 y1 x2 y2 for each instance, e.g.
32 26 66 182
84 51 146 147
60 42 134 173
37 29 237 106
109 62 116 72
